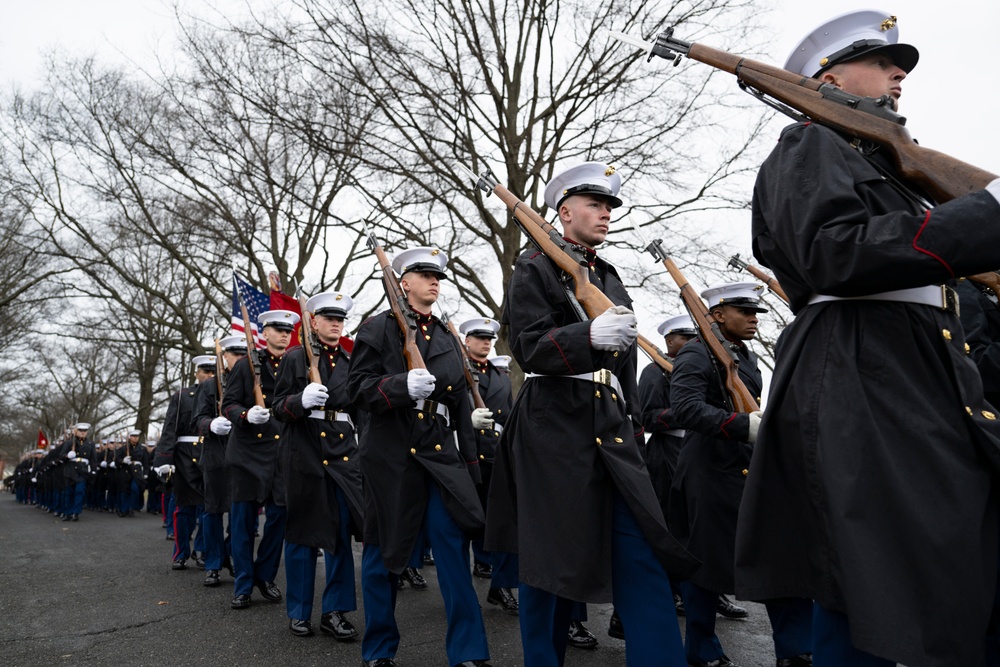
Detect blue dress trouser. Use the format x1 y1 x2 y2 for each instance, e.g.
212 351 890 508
285 486 356 620
202 511 230 571
64 481 85 516
172 505 197 562
813 603 894 666
164 494 176 537
192 506 205 554
231 500 287 596
361 482 489 665
519 490 686 667
680 581 812 663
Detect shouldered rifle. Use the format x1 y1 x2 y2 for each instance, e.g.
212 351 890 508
641 236 760 413
460 165 677 376
442 315 489 411
726 253 789 305
610 29 997 204
638 335 674 373
297 294 323 385
234 287 266 407
214 338 225 415
361 221 426 371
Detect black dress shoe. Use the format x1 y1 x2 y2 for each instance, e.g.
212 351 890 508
452 662 492 667
289 618 314 637
193 556 206 570
203 570 221 587
255 580 282 602
486 587 519 614
231 594 251 609
674 592 686 617
360 658 398 666
607 610 625 639
776 654 813 666
717 594 748 619
472 561 492 578
223 557 235 578
567 620 598 649
61 515 71 522
688 656 739 667
396 576 405 590
422 552 435 566
171 559 187 570
321 611 358 641
400 566 427 590
71 514 79 521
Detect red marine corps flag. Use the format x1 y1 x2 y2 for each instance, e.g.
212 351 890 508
37 429 48 450
268 271 353 352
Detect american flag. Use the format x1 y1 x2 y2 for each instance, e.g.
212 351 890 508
232 272 269 350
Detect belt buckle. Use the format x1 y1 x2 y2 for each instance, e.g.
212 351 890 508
941 285 959 316
593 369 612 387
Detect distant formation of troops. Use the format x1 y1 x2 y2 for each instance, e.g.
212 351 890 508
10 9 1000 667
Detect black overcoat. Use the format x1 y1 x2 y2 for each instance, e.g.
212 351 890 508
347 310 484 574
471 361 512 513
156 385 204 507
222 351 285 505
272 344 364 551
59 437 94 485
193 379 231 514
485 249 699 603
637 360 685 516
736 121 1000 667
668 338 761 592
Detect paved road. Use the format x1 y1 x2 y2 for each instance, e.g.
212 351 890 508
0 496 779 666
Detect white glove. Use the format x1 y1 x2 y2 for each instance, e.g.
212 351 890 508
31 477 37 483
471 408 494 430
67 450 77 460
110 461 116 468
155 464 174 476
247 405 270 425
407 368 436 401
301 382 330 409
590 306 638 351
100 461 107 469
748 410 763 444
986 177 1000 205
210 416 232 435
123 456 131 464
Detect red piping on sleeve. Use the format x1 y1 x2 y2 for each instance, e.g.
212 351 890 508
912 210 955 278
377 378 393 409
719 413 737 439
656 409 671 430
547 331 575 373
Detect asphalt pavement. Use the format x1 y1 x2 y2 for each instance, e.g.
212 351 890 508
0 495 779 666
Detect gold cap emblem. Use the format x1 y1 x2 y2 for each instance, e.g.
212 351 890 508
880 16 897 31
819 57 829 67
431 249 440 256
604 166 616 176
336 294 343 300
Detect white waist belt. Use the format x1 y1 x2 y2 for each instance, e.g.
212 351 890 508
307 410 355 429
665 429 686 437
414 400 450 426
177 436 200 443
525 369 624 397
808 285 958 313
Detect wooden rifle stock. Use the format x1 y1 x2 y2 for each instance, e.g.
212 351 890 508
638 334 674 373
643 239 760 413
728 254 789 305
237 298 266 408
445 320 489 411
362 226 426 371
297 296 323 385
643 33 997 203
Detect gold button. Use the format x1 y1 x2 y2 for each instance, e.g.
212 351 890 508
496 409 501 414
942 329 952 341
614 437 623 443
257 433 262 439
417 412 424 419
262 394 267 399
343 456 349 461
596 437 602 445
612 393 617 402
965 343 971 354
595 390 601 399
613 351 619 357
447 385 452 391
425 335 431 340
320 432 327 437
494 431 500 436
480 454 485 460
742 468 749 477
966 406 974 416
819 56 829 66
984 411 997 420
410 448 417 455
434 444 442 451
323 459 328 465
192 458 197 463
479 429 485 435
274 435 280 440
340 433 345 439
